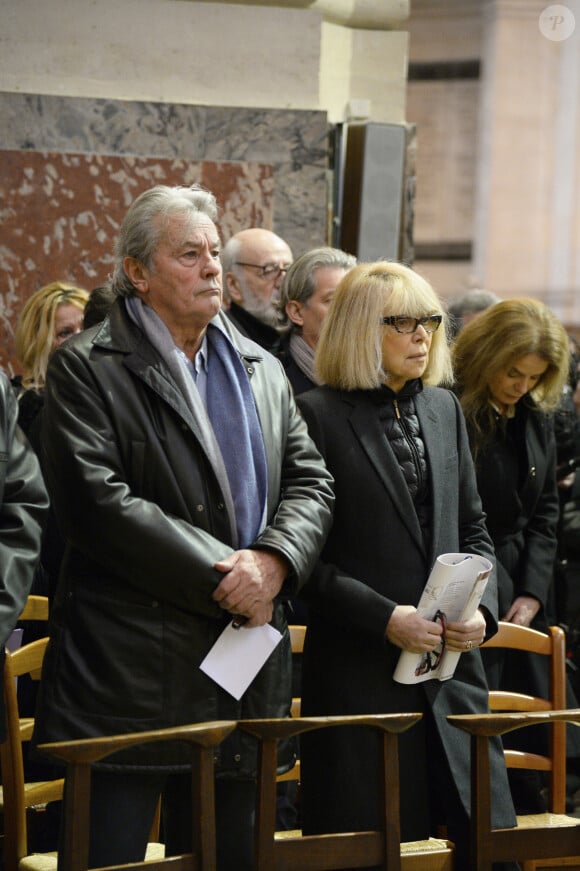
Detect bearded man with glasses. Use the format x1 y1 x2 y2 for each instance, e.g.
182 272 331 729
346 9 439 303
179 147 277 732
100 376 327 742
221 228 293 350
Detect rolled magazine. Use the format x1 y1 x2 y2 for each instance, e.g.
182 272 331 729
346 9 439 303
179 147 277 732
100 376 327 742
393 552 492 684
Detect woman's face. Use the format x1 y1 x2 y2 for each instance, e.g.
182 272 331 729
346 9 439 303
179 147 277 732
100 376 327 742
52 303 84 351
381 315 433 392
488 353 549 413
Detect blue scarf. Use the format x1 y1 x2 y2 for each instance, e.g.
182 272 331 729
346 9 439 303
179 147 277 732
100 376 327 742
205 324 268 548
125 298 267 548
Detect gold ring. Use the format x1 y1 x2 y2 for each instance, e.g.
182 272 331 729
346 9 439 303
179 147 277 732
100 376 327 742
465 639 473 650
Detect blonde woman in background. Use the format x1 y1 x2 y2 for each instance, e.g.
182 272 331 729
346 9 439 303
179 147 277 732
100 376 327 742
12 281 88 606
13 281 89 444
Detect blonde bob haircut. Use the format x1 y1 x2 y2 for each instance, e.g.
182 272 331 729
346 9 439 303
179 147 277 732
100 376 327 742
16 281 89 390
315 261 453 390
452 297 570 450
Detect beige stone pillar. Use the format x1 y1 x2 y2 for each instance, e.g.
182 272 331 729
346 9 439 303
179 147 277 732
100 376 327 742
474 0 580 323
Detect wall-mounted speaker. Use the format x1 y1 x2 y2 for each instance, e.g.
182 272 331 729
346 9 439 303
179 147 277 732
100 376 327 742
338 122 410 263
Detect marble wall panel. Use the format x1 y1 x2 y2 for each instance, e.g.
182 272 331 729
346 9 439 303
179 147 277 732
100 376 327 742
0 94 329 252
0 93 329 375
0 149 273 374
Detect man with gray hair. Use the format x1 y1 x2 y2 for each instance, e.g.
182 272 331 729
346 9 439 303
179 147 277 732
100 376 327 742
221 227 293 350
32 184 334 870
275 246 357 394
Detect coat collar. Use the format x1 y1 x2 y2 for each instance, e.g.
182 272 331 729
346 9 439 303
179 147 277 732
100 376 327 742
93 299 265 363
91 299 265 437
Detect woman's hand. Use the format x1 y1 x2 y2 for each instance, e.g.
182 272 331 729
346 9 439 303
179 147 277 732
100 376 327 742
444 608 487 652
503 595 540 627
386 605 444 652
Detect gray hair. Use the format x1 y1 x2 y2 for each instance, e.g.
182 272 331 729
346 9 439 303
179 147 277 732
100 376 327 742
276 246 357 326
220 236 242 278
111 184 219 297
220 237 242 304
448 288 501 319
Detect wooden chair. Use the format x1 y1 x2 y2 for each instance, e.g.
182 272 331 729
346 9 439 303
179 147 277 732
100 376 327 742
37 719 237 871
449 622 580 871
0 630 164 871
276 624 306 786
288 623 306 719
240 713 454 871
0 637 64 871
6 595 50 736
17 596 49 623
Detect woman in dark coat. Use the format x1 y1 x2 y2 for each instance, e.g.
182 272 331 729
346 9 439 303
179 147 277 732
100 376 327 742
296 262 517 871
452 297 572 811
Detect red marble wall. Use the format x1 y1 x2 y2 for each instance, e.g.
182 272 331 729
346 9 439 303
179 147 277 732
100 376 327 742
0 150 273 375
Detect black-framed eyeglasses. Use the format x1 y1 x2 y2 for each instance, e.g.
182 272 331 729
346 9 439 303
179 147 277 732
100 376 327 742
382 315 443 334
235 261 290 279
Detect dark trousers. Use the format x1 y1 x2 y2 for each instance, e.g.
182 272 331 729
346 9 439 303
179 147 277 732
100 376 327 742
58 769 256 871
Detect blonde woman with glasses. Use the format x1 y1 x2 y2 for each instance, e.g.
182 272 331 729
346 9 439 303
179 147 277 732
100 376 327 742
296 261 518 871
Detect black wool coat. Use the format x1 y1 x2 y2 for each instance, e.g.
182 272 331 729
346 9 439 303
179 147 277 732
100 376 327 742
473 401 558 620
296 384 516 842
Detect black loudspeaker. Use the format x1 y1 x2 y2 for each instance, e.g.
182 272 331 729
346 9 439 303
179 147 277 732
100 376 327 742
339 122 408 262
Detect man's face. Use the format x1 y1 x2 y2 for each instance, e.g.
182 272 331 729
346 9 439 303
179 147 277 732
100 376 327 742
229 233 292 327
135 214 222 343
287 265 348 351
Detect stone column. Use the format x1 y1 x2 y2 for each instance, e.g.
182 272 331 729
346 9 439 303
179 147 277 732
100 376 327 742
473 0 580 322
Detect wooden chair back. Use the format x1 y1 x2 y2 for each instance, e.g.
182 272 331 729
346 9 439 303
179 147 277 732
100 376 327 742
0 637 64 871
288 624 305 719
38 720 237 871
449 709 580 871
449 622 580 870
239 713 454 871
18 596 49 623
276 624 306 786
482 621 567 812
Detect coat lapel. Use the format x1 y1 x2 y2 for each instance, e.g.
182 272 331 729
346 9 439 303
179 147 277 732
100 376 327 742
347 395 426 554
94 301 219 451
415 391 448 565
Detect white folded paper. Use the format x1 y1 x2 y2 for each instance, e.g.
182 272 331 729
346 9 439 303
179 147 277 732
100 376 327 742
200 620 283 700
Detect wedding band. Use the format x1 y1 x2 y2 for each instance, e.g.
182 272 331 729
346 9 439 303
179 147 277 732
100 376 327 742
465 639 473 650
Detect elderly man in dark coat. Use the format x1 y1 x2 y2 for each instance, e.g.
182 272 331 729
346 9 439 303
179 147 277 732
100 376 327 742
32 184 334 871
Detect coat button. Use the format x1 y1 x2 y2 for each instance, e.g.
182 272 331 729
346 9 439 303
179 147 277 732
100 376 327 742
530 466 537 478
196 504 204 512
247 367 254 375
234 754 241 762
217 502 224 510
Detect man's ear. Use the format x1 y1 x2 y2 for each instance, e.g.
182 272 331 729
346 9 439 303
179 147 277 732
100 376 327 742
226 272 244 305
285 300 304 328
123 257 149 295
